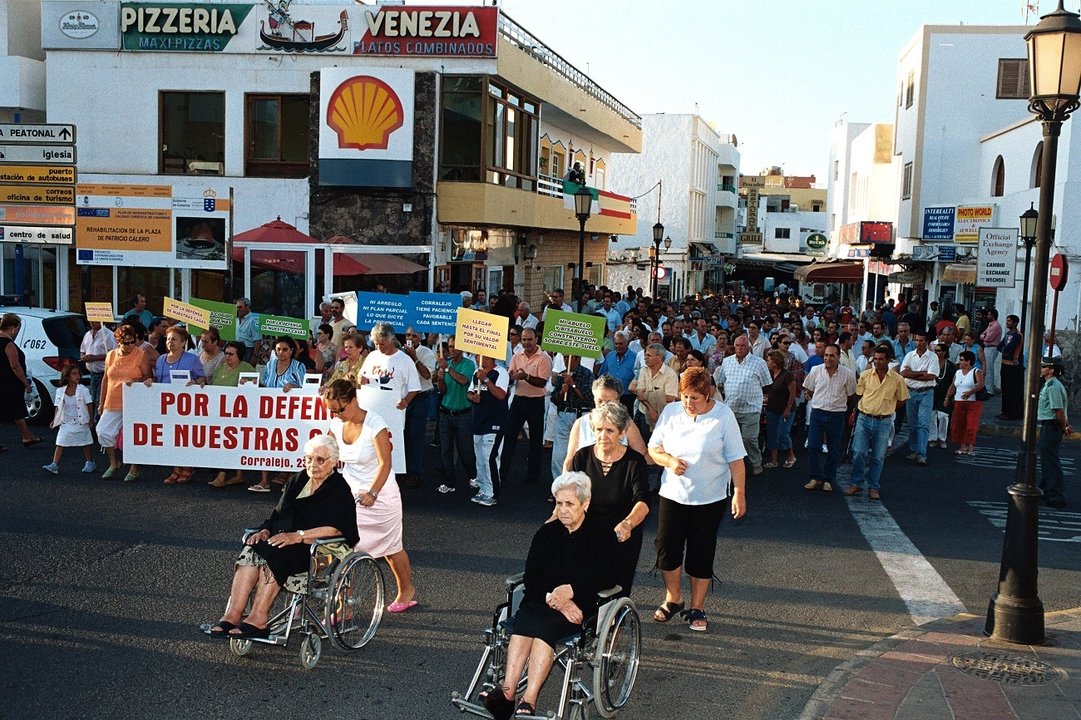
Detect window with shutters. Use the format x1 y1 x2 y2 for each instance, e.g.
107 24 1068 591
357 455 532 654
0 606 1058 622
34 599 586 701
997 59 1030 99
904 71 915 109
902 162 913 200
992 156 1005 197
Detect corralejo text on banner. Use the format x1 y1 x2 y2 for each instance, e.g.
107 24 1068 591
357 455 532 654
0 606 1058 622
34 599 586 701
121 384 332 470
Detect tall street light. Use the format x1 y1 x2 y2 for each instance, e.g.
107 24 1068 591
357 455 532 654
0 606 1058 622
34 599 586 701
651 221 664 299
574 185 592 312
985 0 1081 645
1018 203 1039 334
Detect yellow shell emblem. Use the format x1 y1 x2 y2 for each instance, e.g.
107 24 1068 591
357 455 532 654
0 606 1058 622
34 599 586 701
327 76 405 151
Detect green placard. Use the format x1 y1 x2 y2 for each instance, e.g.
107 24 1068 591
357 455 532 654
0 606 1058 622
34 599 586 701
540 309 606 359
258 313 310 340
189 297 236 341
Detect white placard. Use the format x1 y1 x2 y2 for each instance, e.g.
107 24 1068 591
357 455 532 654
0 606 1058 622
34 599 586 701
977 227 1018 288
121 384 330 471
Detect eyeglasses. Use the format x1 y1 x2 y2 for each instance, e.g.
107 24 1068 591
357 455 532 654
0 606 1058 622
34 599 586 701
324 402 348 416
120 339 136 346
304 455 331 465
224 351 238 357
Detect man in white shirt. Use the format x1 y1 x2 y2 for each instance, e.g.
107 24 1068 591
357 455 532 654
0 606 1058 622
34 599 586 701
79 320 117 417
688 318 716 353
747 320 770 358
837 332 859 375
541 288 573 321
714 336 772 475
899 328 939 465
855 339 875 374
402 327 436 487
327 297 353 346
515 301 538 331
803 344 856 492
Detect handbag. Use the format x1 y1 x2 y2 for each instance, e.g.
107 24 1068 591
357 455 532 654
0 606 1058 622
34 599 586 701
974 370 989 401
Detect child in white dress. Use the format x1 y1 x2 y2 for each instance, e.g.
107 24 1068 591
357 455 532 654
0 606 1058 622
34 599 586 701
43 365 95 475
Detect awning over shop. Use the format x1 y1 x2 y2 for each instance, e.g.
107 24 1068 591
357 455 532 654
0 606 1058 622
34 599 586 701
887 270 926 284
347 253 427 275
793 261 864 283
737 251 813 275
940 263 977 285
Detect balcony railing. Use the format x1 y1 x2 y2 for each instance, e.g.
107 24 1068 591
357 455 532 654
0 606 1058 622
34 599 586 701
714 231 734 239
537 173 637 213
716 183 737 193
498 13 642 129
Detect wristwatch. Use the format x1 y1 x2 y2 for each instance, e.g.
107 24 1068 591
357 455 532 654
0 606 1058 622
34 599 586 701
367 489 379 499
297 529 305 537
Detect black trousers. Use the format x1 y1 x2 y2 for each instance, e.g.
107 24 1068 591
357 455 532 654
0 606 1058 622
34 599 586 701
654 496 729 579
500 395 546 484
1000 364 1024 419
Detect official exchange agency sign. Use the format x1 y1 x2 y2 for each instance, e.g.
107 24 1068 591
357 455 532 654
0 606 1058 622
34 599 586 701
122 384 335 471
977 227 1017 288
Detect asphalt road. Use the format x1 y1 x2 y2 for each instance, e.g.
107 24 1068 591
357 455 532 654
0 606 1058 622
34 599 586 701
1 425 1077 720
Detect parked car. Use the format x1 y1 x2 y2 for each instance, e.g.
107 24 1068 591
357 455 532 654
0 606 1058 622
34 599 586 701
0 307 89 423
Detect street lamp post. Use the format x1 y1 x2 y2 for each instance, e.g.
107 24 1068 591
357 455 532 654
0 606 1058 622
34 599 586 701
574 186 593 313
651 222 664 300
986 0 1081 645
1018 203 1039 334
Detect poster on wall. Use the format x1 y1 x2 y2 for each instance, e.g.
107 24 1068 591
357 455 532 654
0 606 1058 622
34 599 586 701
75 183 231 268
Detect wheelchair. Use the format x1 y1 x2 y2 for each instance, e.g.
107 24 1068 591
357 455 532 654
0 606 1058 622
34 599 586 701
451 572 641 719
204 529 385 669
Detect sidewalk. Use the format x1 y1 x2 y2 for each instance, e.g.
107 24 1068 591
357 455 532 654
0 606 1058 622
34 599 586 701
800 608 1081 720
977 391 1081 443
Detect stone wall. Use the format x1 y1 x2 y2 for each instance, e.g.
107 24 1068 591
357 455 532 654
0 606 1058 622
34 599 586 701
307 71 436 247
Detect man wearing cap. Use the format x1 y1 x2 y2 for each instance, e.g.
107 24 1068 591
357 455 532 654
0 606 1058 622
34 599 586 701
1038 357 1072 508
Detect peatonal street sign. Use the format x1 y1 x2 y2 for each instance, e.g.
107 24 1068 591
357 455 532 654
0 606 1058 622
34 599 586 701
0 145 77 165
0 124 76 144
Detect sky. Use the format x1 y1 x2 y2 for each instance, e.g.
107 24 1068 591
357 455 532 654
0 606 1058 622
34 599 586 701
420 0 1048 184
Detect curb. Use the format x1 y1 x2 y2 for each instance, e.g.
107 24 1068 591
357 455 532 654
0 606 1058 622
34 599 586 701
797 608 1081 720
979 420 1081 442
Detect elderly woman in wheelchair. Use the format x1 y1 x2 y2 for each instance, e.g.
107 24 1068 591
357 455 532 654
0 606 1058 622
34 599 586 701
458 471 640 720
207 435 360 641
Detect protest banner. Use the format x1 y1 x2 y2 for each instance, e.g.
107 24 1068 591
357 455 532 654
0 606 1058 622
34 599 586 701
407 291 458 334
189 297 237 340
454 308 508 359
84 302 115 323
258 313 309 340
162 296 211 329
121 384 331 470
540 309 606 359
355 291 410 331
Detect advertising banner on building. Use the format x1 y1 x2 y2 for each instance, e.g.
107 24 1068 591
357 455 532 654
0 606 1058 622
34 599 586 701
119 2 254 52
122 384 330 470
353 6 498 57
922 206 955 240
954 205 995 243
75 183 230 269
318 67 415 188
42 1 122 50
977 227 1018 287
540 309 605 359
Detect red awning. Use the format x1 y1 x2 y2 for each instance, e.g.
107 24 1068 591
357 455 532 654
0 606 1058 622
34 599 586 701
793 261 864 283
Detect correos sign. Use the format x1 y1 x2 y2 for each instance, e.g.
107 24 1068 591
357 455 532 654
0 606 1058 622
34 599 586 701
60 10 100 39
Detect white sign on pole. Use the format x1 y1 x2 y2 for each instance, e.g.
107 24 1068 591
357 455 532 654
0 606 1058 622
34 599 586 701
0 144 77 165
0 225 74 244
0 124 76 144
977 227 1018 287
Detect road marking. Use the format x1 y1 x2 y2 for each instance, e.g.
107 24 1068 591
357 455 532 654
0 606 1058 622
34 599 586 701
844 498 967 624
954 446 1077 472
967 500 1081 543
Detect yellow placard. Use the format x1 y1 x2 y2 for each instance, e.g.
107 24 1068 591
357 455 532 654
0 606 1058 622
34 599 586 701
84 302 115 323
163 296 211 329
454 308 508 359
76 209 173 252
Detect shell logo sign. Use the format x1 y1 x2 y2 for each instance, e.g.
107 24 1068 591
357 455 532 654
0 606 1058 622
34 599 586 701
326 76 404 151
319 67 414 188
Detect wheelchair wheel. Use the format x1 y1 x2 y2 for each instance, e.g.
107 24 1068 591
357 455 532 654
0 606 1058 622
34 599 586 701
299 633 322 670
229 637 252 657
592 598 640 717
325 552 384 652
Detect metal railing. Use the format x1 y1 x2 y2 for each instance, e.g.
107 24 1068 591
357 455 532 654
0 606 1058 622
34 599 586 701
498 13 642 129
536 173 637 213
714 231 734 239
716 183 736 193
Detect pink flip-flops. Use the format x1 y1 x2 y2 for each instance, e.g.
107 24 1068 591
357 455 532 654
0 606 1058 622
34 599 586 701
387 599 418 613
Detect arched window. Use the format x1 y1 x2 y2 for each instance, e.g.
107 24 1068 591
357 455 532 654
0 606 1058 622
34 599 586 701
1031 142 1043 188
991 155 1005 197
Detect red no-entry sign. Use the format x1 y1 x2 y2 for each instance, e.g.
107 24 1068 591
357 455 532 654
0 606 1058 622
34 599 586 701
1050 253 1069 291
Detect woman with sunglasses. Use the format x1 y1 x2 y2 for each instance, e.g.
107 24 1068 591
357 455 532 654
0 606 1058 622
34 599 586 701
321 379 418 613
97 323 153 482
